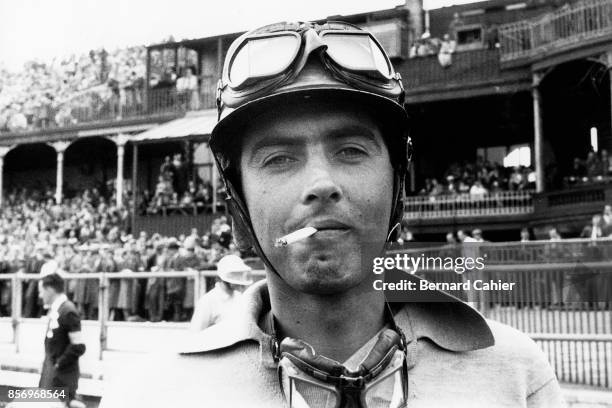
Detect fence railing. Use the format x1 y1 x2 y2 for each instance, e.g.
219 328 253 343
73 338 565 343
0 270 265 359
499 0 612 62
1 262 610 388
533 334 612 389
2 78 218 134
391 238 612 265
412 260 612 389
403 191 534 219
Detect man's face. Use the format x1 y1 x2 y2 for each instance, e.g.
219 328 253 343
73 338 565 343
38 283 55 306
239 101 393 294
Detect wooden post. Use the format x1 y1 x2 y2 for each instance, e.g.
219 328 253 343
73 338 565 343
0 146 11 207
532 73 544 193
12 274 23 353
607 52 612 146
131 144 139 234
144 48 151 112
0 156 4 208
212 149 218 214
99 273 109 361
51 141 70 204
111 134 128 208
217 37 223 78
194 271 202 307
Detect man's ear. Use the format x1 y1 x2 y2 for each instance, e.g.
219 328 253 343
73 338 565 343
232 217 253 251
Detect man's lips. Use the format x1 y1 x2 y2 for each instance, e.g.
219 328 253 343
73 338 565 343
296 219 352 232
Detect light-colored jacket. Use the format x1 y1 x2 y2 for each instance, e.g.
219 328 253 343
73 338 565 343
100 276 564 407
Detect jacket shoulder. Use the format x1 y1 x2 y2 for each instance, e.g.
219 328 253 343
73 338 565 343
58 300 79 315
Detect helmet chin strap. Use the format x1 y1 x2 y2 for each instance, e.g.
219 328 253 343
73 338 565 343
213 133 409 279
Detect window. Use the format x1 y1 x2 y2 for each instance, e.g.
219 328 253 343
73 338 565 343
457 27 482 45
193 142 214 185
590 127 598 152
454 24 485 51
503 144 531 168
477 144 531 167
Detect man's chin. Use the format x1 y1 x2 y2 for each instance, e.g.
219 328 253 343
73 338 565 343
291 260 363 295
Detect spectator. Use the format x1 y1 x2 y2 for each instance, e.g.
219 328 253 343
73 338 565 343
601 149 612 176
472 228 485 242
437 34 455 68
548 227 562 241
164 239 184 322
469 180 488 196
520 227 531 242
176 66 199 111
448 12 464 42
585 151 602 180
602 204 612 236
580 214 603 239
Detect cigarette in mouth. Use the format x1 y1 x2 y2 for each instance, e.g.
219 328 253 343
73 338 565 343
274 227 318 248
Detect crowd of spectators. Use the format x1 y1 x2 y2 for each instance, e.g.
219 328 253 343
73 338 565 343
565 149 612 186
0 46 146 133
0 186 243 321
408 13 499 67
140 154 222 214
418 158 535 197
149 65 201 112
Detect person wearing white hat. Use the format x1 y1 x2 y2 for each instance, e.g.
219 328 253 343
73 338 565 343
189 254 253 331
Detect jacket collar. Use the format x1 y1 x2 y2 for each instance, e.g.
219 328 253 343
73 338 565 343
179 276 494 357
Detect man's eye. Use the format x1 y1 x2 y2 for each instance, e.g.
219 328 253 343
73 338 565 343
337 147 367 158
263 154 296 167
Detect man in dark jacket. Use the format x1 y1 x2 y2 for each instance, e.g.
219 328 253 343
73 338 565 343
38 273 86 405
23 246 45 317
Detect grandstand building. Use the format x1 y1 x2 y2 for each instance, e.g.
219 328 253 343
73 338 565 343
1 0 611 240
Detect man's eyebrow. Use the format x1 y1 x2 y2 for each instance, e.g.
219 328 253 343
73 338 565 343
326 125 382 149
249 134 303 155
249 125 382 152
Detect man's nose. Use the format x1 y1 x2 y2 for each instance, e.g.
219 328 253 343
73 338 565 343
300 163 343 205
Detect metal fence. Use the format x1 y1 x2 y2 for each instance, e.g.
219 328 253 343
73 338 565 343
1 254 611 388
0 270 265 360
392 238 612 264
31 78 218 130
403 191 534 219
499 0 612 62
412 257 612 389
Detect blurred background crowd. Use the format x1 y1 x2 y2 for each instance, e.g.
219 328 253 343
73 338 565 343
0 46 146 132
0 186 244 321
419 156 536 196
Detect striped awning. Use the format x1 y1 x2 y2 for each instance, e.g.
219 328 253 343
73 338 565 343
132 109 217 143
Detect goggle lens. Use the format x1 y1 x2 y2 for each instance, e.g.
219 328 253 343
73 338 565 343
321 33 392 78
279 350 407 408
280 360 340 408
229 34 300 87
363 352 407 408
291 378 340 407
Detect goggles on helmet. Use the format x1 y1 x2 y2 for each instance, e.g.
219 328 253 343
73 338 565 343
218 21 404 111
277 329 408 408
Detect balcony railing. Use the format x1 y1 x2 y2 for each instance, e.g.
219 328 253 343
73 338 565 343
404 191 534 219
399 49 509 92
0 78 218 134
499 0 612 62
392 238 612 265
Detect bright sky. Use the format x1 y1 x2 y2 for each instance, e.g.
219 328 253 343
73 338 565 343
0 0 477 71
